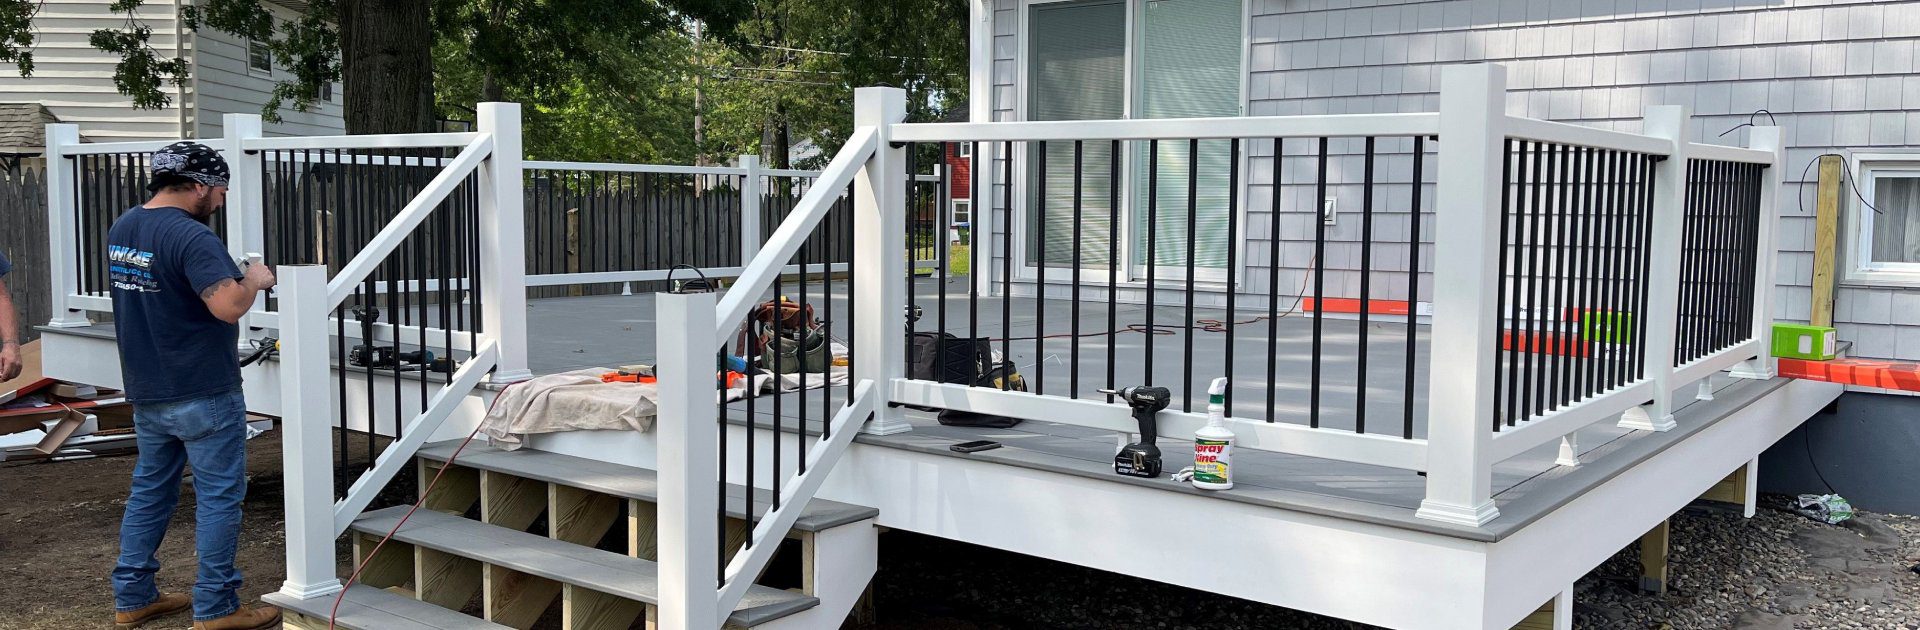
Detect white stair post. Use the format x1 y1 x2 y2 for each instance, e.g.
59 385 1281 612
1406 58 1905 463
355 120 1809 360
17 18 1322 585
1730 126 1784 380
1619 106 1690 432
654 290 722 630
276 265 344 600
740 155 764 263
477 102 533 383
853 87 913 436
43 123 90 328
1415 63 1505 527
221 114 265 337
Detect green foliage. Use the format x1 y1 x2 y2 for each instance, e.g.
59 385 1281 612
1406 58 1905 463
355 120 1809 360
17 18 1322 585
0 0 38 76
87 24 189 109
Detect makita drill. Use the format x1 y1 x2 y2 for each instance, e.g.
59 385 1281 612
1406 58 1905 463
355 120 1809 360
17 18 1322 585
1101 385 1171 478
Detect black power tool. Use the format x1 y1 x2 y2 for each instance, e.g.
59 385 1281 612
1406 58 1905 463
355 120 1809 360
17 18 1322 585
1101 385 1171 478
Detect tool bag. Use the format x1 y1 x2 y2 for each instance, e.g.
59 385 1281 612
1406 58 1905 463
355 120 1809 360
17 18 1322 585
904 332 1025 428
736 297 831 374
764 326 831 374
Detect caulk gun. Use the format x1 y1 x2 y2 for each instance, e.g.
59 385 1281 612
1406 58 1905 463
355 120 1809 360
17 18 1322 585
1100 385 1171 478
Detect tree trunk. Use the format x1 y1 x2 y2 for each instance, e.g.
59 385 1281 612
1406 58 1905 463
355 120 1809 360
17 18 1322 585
337 0 434 134
771 102 791 170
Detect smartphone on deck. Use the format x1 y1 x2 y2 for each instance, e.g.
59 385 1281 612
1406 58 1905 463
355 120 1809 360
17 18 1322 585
948 440 1002 454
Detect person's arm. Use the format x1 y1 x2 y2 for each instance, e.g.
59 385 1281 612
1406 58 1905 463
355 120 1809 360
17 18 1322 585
0 276 19 381
183 231 273 324
200 263 275 324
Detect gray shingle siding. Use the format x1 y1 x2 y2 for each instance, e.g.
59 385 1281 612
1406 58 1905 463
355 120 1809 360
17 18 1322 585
987 0 1920 362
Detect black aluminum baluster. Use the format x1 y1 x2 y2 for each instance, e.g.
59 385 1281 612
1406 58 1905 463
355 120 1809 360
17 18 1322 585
1002 141 1014 391
1267 138 1284 423
1224 138 1240 415
1310 137 1328 428
1070 141 1082 399
1183 138 1198 413
940 146 953 389
1407 136 1425 438
1495 139 1513 432
1035 141 1047 396
1357 137 1375 434
1146 139 1159 388
1107 140 1120 402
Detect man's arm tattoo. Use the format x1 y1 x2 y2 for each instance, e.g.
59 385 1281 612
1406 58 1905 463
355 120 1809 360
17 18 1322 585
200 277 237 300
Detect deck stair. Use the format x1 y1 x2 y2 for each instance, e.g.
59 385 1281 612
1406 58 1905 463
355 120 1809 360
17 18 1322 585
268 440 881 630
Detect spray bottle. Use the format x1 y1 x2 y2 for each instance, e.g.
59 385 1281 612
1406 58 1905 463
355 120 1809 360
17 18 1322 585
1191 377 1234 490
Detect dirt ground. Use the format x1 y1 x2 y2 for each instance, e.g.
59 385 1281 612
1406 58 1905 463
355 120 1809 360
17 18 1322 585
0 432 290 630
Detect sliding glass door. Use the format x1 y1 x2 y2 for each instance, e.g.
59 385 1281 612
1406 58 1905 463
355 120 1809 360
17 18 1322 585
1026 0 1125 271
1133 0 1242 277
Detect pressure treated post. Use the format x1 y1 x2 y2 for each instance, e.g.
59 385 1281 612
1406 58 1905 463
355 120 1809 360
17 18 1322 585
223 114 265 336
1620 106 1689 432
1416 63 1503 527
276 265 344 600
477 103 533 383
1731 126 1784 380
853 87 913 436
1809 156 1844 327
654 290 721 630
740 155 764 262
43 123 89 327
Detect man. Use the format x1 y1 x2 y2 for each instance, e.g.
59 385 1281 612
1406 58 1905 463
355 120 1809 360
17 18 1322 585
107 141 280 630
0 246 20 382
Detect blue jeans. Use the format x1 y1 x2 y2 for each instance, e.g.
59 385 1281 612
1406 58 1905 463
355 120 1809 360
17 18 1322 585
112 388 248 621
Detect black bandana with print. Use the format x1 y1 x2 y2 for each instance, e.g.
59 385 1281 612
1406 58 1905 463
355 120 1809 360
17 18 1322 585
146 141 230 191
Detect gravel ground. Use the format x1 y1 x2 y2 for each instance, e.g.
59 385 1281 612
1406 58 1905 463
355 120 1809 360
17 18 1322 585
862 495 1920 629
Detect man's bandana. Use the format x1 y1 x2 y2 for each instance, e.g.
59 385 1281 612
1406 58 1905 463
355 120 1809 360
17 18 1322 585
147 141 230 190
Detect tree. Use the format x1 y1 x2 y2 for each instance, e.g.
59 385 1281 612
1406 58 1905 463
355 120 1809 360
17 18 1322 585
0 0 747 134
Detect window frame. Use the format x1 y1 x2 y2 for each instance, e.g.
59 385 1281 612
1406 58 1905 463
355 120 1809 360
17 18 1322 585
1012 0 1251 289
952 198 972 227
1845 153 1920 287
247 40 273 77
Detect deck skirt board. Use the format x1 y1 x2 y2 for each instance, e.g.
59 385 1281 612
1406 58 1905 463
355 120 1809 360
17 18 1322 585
351 506 819 626
415 440 877 531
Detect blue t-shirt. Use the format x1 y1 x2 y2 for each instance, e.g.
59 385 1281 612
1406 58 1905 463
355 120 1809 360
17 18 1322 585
107 206 244 403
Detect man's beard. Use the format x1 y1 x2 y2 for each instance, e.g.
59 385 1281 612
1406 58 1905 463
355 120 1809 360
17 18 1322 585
187 197 218 224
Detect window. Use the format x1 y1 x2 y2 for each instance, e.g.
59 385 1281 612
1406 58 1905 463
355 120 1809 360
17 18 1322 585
320 81 333 102
1021 0 1244 279
247 41 272 75
1849 155 1920 285
958 143 971 158
953 199 972 227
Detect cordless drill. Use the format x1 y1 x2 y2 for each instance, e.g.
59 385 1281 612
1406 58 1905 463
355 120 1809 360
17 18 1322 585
1101 385 1171 478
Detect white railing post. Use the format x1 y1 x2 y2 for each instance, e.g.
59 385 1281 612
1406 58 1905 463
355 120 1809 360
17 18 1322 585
853 86 913 436
275 264 344 600
1415 63 1505 527
477 102 533 383
222 113 265 336
654 290 722 630
1731 126 1784 380
740 155 764 263
1620 106 1690 432
43 123 90 327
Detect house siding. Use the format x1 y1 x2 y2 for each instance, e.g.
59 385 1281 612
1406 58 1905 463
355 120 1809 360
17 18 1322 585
0 0 190 142
987 0 1920 363
192 2 345 139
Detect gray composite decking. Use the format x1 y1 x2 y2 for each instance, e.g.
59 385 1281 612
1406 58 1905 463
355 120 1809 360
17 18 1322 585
415 440 879 531
265 584 512 630
350 507 819 627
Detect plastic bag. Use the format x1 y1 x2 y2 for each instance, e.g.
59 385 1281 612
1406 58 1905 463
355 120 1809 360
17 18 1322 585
1794 493 1854 524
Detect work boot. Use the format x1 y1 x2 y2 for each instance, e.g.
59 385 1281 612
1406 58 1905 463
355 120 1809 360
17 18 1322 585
191 603 281 630
114 593 190 629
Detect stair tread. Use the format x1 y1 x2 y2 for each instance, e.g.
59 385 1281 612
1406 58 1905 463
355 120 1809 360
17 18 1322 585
417 440 878 531
264 584 510 630
353 506 819 627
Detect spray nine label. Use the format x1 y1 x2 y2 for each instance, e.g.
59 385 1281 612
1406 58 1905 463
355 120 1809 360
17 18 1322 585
1194 439 1231 484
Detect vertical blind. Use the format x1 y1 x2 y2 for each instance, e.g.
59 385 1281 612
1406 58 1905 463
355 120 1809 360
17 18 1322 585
1133 0 1242 272
1027 0 1125 270
1870 173 1920 264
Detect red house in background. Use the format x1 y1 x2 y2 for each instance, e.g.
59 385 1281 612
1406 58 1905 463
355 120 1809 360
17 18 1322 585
942 141 972 237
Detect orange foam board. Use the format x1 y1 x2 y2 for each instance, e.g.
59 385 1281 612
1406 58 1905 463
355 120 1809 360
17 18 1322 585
1777 357 1920 391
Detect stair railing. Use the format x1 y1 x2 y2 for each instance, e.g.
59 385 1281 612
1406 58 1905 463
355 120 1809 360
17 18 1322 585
655 87 903 629
274 103 528 601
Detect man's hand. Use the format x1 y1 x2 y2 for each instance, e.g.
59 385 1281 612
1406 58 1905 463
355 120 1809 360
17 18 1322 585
0 342 19 381
242 262 277 292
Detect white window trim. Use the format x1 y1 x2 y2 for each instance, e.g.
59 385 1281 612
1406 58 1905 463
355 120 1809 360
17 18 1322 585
952 198 972 226
247 40 273 77
1010 0 1251 291
957 143 971 158
1844 152 1920 288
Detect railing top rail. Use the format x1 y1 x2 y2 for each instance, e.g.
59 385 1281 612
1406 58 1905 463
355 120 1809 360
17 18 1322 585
60 138 233 155
713 125 879 339
1686 142 1775 165
242 132 484 152
762 167 823 178
261 152 453 167
1503 116 1672 156
524 160 750 176
888 112 1441 143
